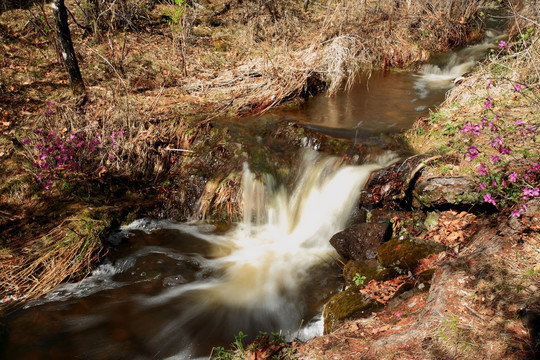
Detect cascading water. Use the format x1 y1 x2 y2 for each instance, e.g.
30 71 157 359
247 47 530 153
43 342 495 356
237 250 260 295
414 29 506 92
2 149 397 360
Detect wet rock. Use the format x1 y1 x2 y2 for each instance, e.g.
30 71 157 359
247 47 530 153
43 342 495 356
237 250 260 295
377 237 445 271
343 259 379 285
330 223 391 261
412 175 480 208
360 155 429 208
323 287 381 334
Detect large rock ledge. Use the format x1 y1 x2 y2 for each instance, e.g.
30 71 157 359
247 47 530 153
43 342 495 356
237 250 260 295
360 157 482 210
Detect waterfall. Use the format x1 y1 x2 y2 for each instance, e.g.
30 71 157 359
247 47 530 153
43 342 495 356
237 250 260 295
131 149 397 356
203 149 394 306
414 29 505 92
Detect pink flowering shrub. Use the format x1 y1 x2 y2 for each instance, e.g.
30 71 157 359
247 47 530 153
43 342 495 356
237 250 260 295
20 115 126 190
462 82 539 217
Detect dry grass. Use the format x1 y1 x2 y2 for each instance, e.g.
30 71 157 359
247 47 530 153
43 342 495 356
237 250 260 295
0 214 104 307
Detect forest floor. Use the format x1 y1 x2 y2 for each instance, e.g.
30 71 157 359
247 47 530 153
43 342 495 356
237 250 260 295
0 0 539 359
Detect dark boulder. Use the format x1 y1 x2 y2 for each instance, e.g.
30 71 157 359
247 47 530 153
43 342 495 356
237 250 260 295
360 155 429 208
330 223 391 261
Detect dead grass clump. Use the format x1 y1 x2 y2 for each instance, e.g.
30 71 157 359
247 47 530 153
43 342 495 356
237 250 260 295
0 215 104 307
184 35 370 116
194 174 242 221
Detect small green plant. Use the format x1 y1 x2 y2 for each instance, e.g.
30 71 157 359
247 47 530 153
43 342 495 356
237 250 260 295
353 273 367 286
168 0 186 27
233 331 248 354
211 331 290 359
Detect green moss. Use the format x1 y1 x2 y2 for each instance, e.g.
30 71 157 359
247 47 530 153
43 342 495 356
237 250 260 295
323 287 380 334
377 237 445 271
454 192 481 204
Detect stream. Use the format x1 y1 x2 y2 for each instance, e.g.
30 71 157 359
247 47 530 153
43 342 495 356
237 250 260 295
1 22 504 360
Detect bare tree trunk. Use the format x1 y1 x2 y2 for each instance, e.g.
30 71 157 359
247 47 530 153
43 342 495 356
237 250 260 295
52 0 85 97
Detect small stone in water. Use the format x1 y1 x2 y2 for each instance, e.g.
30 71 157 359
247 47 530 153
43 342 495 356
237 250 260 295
163 275 188 287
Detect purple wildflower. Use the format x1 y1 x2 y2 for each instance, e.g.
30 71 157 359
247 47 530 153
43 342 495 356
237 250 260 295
491 155 500 163
478 162 487 175
479 183 487 190
514 83 525 92
498 40 510 50
467 145 479 160
484 193 497 205
491 136 503 147
511 209 521 218
499 146 511 155
509 172 518 182
483 97 493 109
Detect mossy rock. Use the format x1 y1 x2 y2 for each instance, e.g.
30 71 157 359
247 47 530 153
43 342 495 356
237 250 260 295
377 237 445 271
343 259 379 285
323 287 381 334
412 175 480 208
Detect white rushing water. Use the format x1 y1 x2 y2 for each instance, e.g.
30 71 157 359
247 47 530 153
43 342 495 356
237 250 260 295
414 29 505 93
134 149 397 315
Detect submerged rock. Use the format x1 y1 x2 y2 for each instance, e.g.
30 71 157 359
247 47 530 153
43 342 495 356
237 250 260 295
377 237 445 271
330 223 391 261
323 287 381 334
